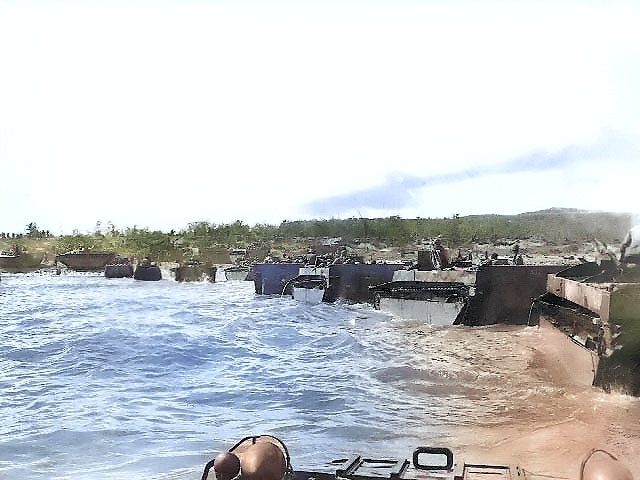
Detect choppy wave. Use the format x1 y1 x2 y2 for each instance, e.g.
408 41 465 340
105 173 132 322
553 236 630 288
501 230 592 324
1 273 638 480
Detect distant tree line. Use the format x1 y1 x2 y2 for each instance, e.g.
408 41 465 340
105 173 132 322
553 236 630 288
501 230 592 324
1 222 52 239
2 210 633 261
47 220 280 262
278 209 632 247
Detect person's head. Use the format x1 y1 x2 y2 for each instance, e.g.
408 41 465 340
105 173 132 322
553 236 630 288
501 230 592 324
213 452 241 480
580 450 634 480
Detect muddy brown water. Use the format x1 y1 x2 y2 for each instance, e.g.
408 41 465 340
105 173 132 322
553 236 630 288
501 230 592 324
391 322 640 480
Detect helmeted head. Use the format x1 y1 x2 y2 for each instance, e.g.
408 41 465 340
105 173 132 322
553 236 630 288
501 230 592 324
213 452 241 480
235 441 287 480
580 450 634 480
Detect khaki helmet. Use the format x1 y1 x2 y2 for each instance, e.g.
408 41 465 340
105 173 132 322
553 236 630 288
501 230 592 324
213 452 241 480
580 449 634 480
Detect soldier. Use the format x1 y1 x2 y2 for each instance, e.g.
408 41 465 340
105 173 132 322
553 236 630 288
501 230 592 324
620 225 640 265
210 439 289 480
511 240 520 264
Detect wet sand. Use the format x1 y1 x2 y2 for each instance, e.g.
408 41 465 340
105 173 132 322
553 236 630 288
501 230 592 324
449 324 640 480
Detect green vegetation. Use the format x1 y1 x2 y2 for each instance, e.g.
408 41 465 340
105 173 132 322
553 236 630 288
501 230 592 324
1 209 633 263
279 209 631 246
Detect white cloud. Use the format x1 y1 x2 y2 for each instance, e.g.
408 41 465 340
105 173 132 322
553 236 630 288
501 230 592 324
1 0 639 233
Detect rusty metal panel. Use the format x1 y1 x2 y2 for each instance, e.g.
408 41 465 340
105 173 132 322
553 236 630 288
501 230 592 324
466 265 564 325
326 264 405 303
546 275 611 320
251 263 301 295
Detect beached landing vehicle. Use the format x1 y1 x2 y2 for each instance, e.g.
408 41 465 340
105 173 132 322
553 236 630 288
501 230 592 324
175 264 216 282
283 266 330 305
289 274 327 304
0 251 45 273
104 256 134 278
369 245 562 327
224 265 250 281
529 258 640 396
251 262 404 302
134 257 162 281
370 277 472 325
56 251 116 272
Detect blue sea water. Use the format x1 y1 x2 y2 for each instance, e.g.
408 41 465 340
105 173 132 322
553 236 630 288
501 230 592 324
1 272 639 480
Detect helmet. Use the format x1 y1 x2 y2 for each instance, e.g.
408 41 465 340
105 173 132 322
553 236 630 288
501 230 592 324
580 450 634 480
213 452 241 480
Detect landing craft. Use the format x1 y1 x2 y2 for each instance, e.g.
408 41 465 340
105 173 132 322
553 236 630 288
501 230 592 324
224 265 251 281
104 256 134 278
0 251 45 273
133 257 162 281
286 267 330 304
175 263 216 282
369 242 562 327
369 244 477 325
251 262 404 301
56 251 115 272
529 226 640 396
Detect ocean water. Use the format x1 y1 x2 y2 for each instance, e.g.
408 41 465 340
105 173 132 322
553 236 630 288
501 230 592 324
1 272 639 480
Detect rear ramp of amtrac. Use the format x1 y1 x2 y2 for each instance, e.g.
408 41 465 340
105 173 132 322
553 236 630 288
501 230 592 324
529 259 640 396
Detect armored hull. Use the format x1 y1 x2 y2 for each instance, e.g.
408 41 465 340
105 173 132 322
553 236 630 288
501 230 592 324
134 265 162 281
56 251 116 272
370 265 563 326
371 280 470 325
224 266 250 281
104 263 134 278
0 252 45 273
175 264 216 282
530 262 640 396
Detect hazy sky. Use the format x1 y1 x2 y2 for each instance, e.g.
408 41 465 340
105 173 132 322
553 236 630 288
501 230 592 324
1 0 639 235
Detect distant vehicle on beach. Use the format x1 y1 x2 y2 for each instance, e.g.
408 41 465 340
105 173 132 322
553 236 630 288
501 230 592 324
0 251 45 273
288 267 329 305
56 251 116 272
134 257 162 281
104 257 134 278
224 266 250 281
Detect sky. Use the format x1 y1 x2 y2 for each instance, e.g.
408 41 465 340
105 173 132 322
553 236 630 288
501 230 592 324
1 0 639 235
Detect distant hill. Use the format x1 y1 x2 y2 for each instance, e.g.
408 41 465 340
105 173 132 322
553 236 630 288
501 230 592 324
278 209 633 247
